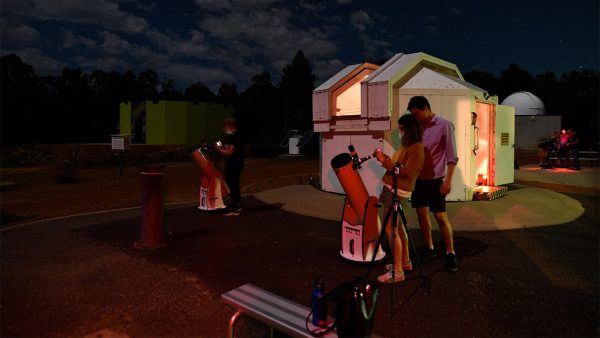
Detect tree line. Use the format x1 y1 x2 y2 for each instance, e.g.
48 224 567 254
465 65 598 148
1 52 598 148
1 50 316 148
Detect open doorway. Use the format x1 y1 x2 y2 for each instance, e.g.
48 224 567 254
475 101 496 186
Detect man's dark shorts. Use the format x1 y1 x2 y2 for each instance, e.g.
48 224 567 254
411 177 446 213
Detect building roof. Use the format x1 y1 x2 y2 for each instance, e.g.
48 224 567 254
402 68 486 92
501 91 545 115
364 52 463 84
314 64 362 91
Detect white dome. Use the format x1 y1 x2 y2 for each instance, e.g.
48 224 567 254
501 91 545 116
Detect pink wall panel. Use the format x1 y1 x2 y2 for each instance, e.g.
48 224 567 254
312 91 330 122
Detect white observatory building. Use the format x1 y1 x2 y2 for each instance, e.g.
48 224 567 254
501 92 545 116
501 92 560 150
313 52 516 202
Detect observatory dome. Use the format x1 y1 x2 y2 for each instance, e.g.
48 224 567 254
501 91 545 116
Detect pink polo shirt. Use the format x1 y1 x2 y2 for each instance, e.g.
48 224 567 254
419 115 459 180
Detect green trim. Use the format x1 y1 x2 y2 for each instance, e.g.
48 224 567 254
386 53 464 116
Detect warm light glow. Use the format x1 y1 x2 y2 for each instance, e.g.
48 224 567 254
477 158 489 180
523 166 582 173
335 75 368 116
482 186 489 193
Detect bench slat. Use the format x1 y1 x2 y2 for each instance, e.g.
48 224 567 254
243 284 315 316
222 284 336 338
224 288 309 332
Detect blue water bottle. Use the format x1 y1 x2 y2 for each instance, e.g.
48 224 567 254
311 278 327 327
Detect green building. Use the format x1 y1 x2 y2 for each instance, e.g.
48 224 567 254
119 100 234 145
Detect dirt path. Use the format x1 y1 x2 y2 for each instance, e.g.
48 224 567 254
0 158 318 227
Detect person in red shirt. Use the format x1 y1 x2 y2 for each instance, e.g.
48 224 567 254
556 129 571 168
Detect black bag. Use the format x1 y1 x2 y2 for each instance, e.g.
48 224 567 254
306 278 379 338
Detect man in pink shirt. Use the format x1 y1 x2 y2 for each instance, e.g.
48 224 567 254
408 96 459 272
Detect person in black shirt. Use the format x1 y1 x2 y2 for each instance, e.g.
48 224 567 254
216 118 244 215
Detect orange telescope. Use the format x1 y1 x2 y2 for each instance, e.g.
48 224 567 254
192 148 229 211
331 152 384 262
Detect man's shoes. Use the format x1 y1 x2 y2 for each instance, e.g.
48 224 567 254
445 252 459 272
224 207 241 216
418 248 437 263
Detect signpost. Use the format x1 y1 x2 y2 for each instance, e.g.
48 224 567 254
111 134 131 176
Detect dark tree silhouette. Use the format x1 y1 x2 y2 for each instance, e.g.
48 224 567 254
498 63 535 100
137 69 160 101
557 70 599 148
159 77 182 100
533 71 559 115
238 71 282 144
279 50 317 133
464 70 499 96
1 54 43 146
1 53 597 149
183 82 217 103
217 82 238 107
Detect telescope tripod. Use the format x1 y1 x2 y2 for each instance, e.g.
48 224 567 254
366 172 430 314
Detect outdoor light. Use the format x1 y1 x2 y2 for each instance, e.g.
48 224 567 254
471 112 477 126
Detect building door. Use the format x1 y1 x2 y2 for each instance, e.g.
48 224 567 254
494 105 515 185
475 102 495 185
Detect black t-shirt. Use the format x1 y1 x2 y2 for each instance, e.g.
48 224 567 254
225 131 244 168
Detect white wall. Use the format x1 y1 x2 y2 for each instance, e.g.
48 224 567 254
321 134 386 197
397 90 472 201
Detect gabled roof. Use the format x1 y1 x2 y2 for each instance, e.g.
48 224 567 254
403 68 486 92
314 64 362 91
364 53 419 83
435 70 485 92
365 52 463 84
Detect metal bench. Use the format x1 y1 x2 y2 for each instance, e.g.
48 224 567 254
222 283 337 338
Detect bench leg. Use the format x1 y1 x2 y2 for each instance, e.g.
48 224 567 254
228 310 242 338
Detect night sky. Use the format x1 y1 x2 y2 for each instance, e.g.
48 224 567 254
1 0 598 90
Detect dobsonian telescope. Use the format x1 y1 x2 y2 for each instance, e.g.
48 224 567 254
330 145 385 263
191 146 229 211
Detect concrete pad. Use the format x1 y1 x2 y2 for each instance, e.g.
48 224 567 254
253 185 345 222
516 165 600 189
253 185 584 231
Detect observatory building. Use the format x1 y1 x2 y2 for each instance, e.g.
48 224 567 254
313 52 516 201
501 91 545 116
501 92 560 150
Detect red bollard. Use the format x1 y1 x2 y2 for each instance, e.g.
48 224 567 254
136 165 165 249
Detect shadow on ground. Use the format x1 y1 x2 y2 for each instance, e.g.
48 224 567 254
64 194 599 337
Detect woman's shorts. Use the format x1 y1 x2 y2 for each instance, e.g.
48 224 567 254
379 186 408 209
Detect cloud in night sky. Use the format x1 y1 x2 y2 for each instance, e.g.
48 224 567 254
1 0 598 91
